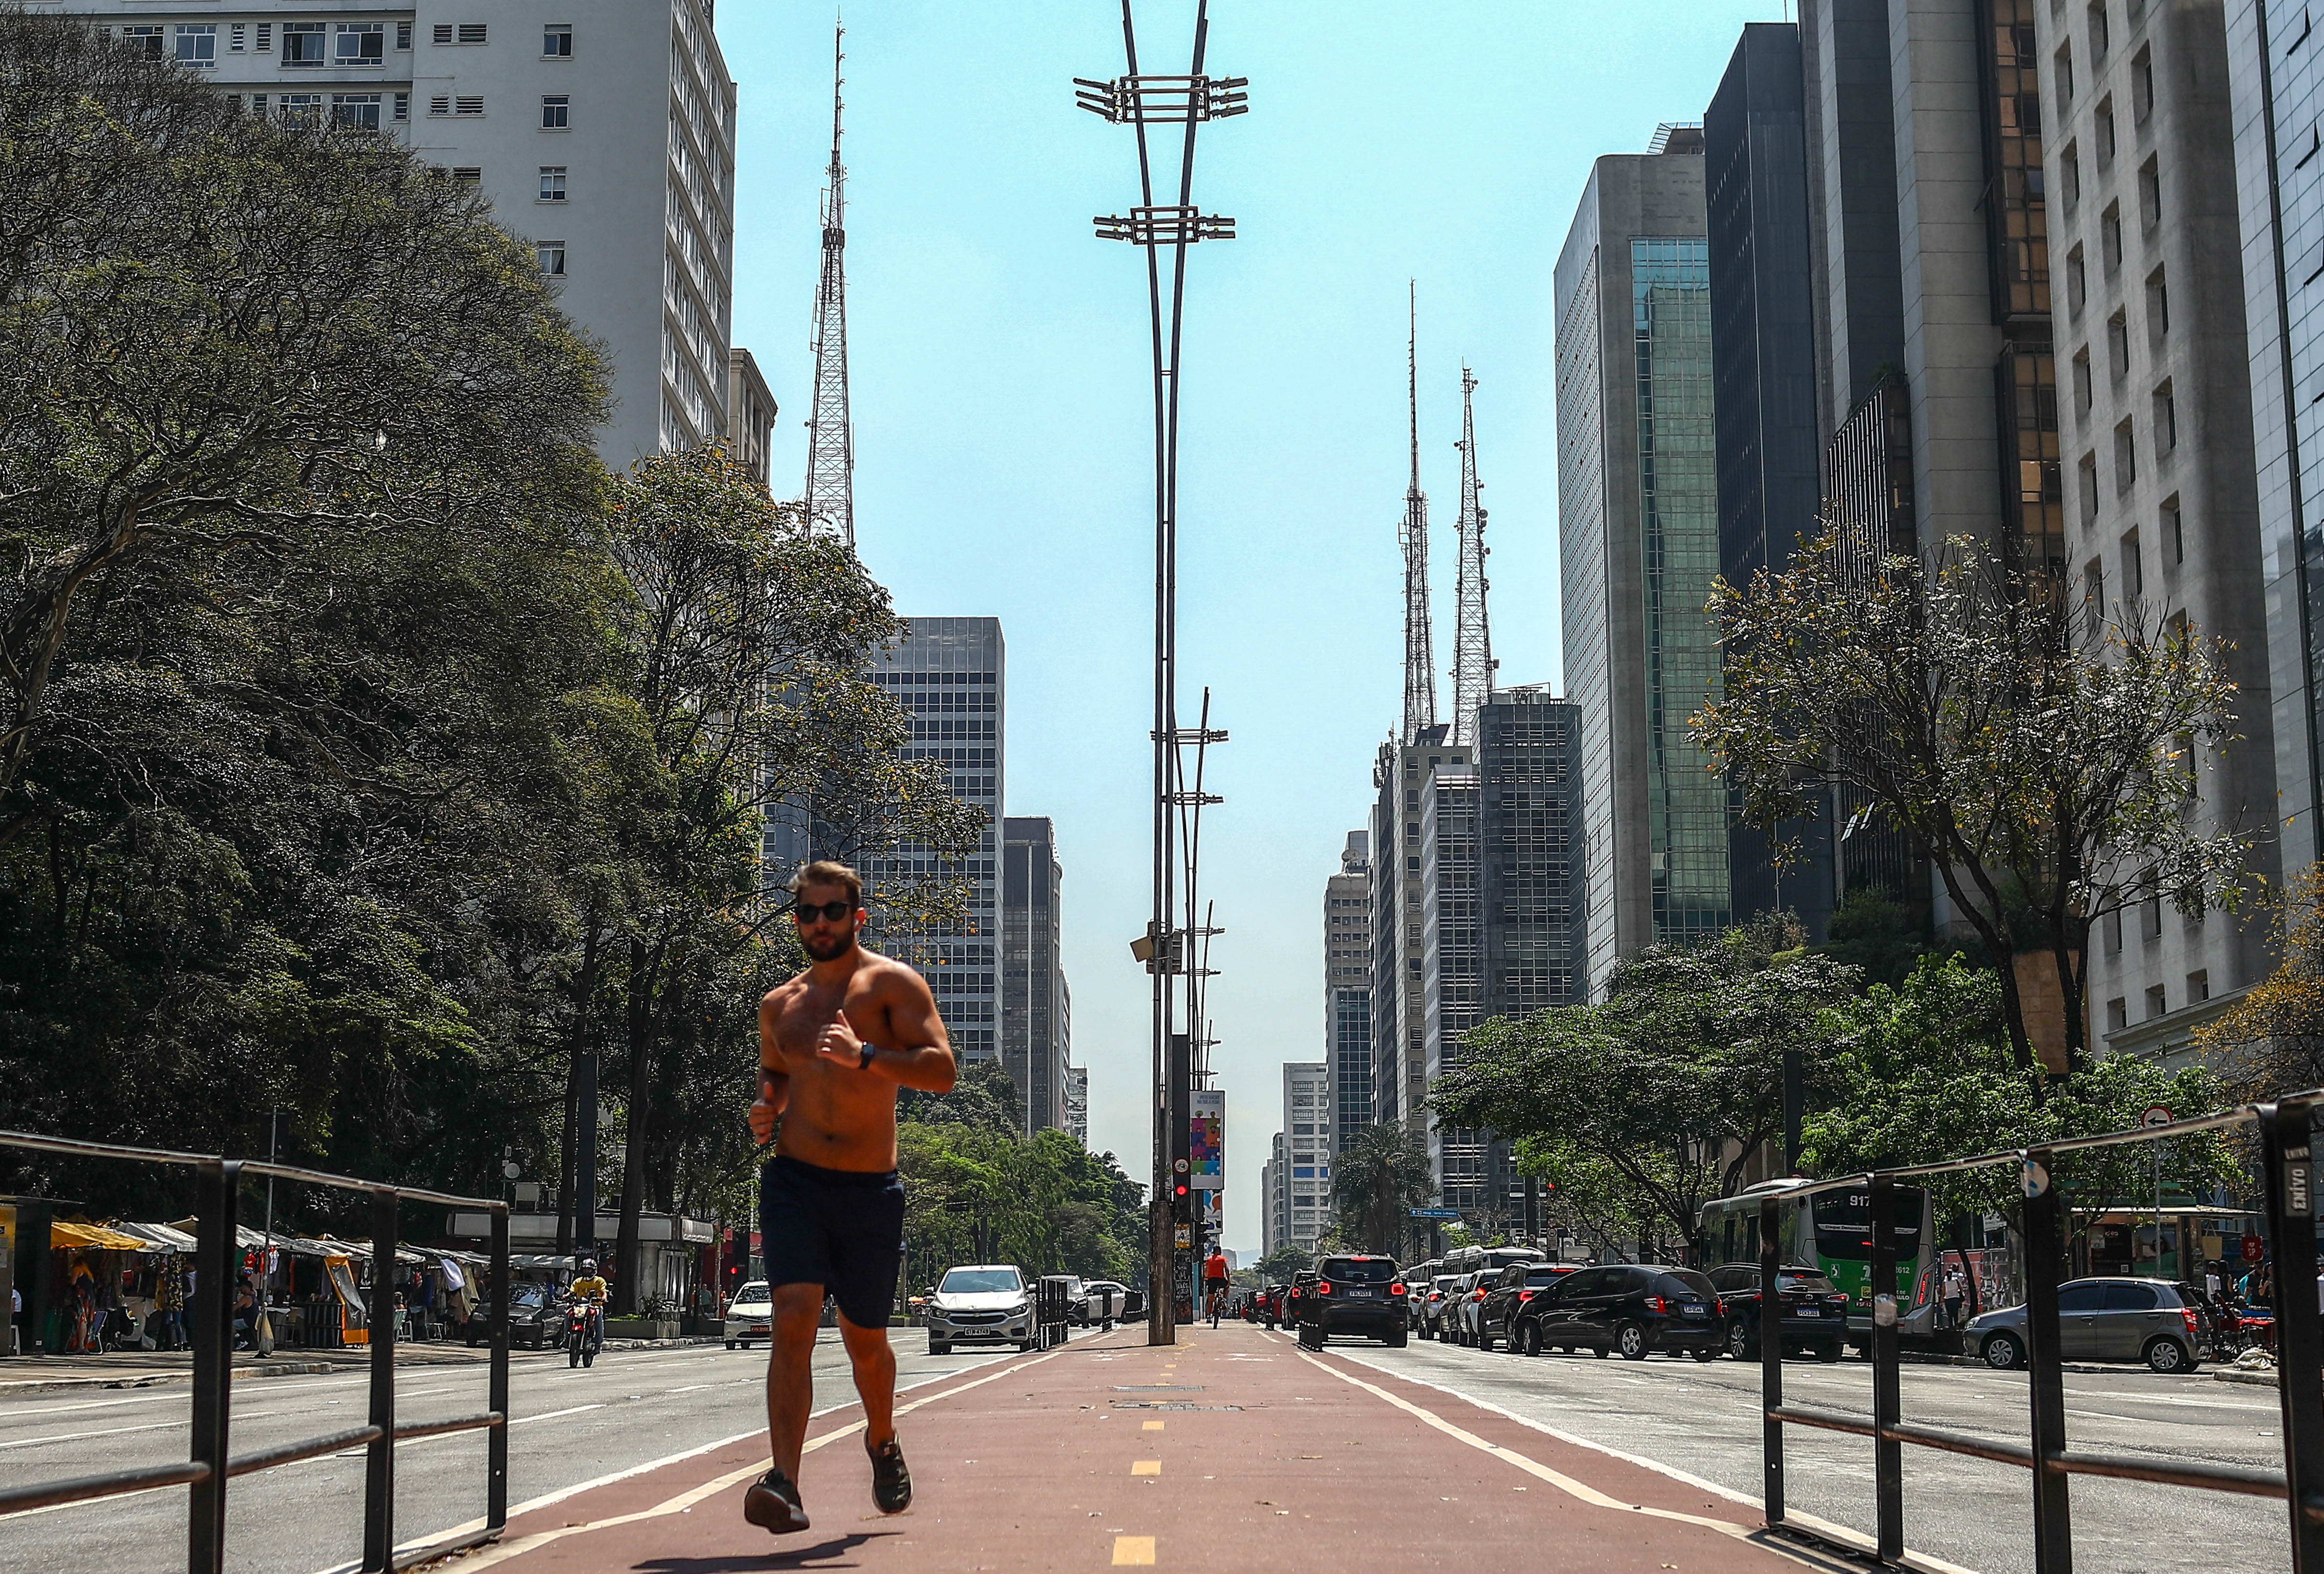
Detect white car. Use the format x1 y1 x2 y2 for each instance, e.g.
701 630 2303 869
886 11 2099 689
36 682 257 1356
724 1280 773 1349
925 1264 1035 1354
1079 1280 1130 1326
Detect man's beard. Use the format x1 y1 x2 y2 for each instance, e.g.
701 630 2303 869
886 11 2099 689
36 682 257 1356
803 928 859 963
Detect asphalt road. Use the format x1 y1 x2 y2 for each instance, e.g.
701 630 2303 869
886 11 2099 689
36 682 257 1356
1323 1329 2295 1574
0 1331 1019 1574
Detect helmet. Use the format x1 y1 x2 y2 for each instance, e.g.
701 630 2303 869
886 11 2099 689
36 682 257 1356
578 1258 596 1274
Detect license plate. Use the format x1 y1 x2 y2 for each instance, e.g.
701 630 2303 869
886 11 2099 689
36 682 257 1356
1348 1287 1376 1297
1796 1308 1819 1318
1681 1303 1706 1317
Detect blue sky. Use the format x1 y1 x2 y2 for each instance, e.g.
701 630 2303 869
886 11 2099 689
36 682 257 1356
718 1 1784 1251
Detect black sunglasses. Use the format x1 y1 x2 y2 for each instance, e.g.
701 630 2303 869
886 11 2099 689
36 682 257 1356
793 899 855 923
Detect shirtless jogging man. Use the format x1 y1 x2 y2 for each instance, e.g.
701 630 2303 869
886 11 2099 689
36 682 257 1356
743 860 957 1535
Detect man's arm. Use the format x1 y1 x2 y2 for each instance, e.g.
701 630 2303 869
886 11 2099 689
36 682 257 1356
811 967 956 1092
750 991 791 1144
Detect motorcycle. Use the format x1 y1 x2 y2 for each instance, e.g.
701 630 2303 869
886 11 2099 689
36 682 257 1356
566 1300 603 1368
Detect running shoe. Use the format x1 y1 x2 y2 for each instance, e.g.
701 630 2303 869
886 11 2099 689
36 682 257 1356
743 1467 810 1534
868 1436 912 1514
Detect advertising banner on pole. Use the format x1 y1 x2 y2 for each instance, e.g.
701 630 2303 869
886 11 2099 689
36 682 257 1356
1190 1090 1224 1191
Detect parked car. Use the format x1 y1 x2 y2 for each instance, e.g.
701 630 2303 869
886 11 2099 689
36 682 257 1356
1530 1264 1722 1360
1482 1262 1581 1354
1258 1283 1288 1328
1404 1258 1443 1330
1703 1262 1849 1362
1966 1277 2202 1373
924 1264 1036 1355
472 1280 568 1350
1294 1254 1408 1348
1419 1274 1466 1340
1079 1280 1131 1326
1283 1270 1319 1331
724 1280 775 1350
1450 1271 1493 1347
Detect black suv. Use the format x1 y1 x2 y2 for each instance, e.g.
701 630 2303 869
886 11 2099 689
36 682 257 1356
1704 1263 1850 1362
1481 1263 1580 1354
1295 1255 1408 1348
1531 1264 1722 1360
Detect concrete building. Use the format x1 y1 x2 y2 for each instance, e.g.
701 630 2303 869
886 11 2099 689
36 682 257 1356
1369 734 1469 1127
1475 688 1589 1020
54 0 740 466
2046 0 2276 1056
1707 24 1838 941
1421 766 1485 1209
1262 1133 1288 1260
1323 831 1373 1150
1555 130 1731 998
1063 1062 1088 1147
1001 816 1072 1134
861 618 1004 1065
726 347 777 491
1280 1061 1331 1253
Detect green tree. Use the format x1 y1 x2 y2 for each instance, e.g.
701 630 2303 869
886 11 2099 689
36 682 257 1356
1327 1123 1436 1257
2195 866 2324 1104
1251 1244 1313 1284
1433 924 1862 1256
1695 531 2252 1076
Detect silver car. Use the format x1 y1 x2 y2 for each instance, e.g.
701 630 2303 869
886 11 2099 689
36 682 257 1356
924 1264 1035 1355
1966 1276 2200 1374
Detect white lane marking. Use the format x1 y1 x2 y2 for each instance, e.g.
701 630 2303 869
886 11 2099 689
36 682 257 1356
0 1418 184 1451
0 1392 188 1421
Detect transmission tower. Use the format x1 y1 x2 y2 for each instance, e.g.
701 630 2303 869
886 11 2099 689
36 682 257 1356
803 22 854 547
1450 365 1493 745
1400 285 1438 744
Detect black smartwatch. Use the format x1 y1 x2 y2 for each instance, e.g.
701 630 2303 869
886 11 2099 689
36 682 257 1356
857 1042 875 1071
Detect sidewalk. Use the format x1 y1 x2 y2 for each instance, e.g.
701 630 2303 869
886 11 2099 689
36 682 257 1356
424 1320 1870 1574
0 1336 722 1394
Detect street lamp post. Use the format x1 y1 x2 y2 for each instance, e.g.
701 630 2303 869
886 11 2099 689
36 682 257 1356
1079 0 1246 1347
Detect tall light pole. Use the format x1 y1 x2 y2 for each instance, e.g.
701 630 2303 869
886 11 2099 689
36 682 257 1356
1078 0 1245 1345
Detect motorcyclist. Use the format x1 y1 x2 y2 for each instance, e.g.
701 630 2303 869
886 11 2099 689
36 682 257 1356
567 1259 609 1361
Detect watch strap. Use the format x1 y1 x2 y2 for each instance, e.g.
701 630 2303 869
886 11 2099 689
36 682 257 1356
858 1042 876 1070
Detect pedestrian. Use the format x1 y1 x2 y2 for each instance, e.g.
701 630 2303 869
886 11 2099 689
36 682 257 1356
742 861 957 1537
1941 1262 1965 1331
233 1279 258 1351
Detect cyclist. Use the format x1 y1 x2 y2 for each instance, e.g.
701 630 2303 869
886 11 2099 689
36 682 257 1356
1202 1247 1229 1328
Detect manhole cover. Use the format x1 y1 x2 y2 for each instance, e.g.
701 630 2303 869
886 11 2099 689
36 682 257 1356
1112 1385 1205 1392
1112 1402 1248 1411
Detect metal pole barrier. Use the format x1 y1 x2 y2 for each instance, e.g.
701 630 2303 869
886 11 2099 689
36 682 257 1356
2260 1096 2324 1569
2022 1148 2073 1574
487 1206 510 1533
188 1158 240 1574
361 1189 398 1571
1759 1195 1784 1527
1870 1174 1903 1563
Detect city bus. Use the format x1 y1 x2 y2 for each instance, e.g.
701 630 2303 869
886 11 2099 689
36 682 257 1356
1698 1178 1942 1347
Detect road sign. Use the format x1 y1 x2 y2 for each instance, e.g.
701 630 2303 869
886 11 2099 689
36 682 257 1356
1174 1224 1192 1249
2143 1104 2173 1128
2243 1234 2266 1263
1407 1207 1461 1220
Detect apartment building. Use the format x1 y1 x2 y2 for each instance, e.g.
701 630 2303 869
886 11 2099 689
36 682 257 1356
1323 832 1373 1151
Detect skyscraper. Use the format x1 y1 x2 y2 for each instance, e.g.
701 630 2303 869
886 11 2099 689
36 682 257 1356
1370 735 1470 1126
1279 1062 1331 1252
1556 129 1731 997
861 618 1004 1066
1063 1062 1088 1147
1323 832 1373 1151
53 0 739 466
1002 816 1072 1134
1421 765 1484 1208
1707 24 1837 941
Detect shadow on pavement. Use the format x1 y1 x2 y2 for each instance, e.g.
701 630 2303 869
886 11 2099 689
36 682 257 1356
626 1533 893 1570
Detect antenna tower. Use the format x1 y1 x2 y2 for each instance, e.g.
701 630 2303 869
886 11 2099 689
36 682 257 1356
803 21 854 547
1400 285 1438 744
1450 365 1493 744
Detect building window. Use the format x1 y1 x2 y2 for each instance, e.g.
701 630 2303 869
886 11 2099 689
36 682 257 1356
2101 202 2123 272
2107 309 2129 379
434 23 489 46
277 93 322 126
2146 266 2170 339
395 20 412 51
541 95 569 129
2063 140 2081 208
332 94 381 131
2080 456 2100 525
2073 347 2092 417
428 96 450 117
455 96 484 116
2114 418 2136 491
335 23 384 65
536 239 566 275
2104 908 2123 953
392 92 408 122
174 24 216 66
2154 380 2177 453
2097 95 2116 165
2165 494 2184 563
2088 0 2109 61
2142 869 2164 938
2138 156 2160 232
229 23 245 52
450 166 481 184
2106 996 2128 1031
281 21 327 66
2189 969 2210 1003
2122 528 2143 597
2056 41 2074 104
2084 557 2106 638
2132 43 2154 120
544 25 573 57
246 93 267 118
255 24 270 51
538 166 567 202
121 24 163 61
2067 245 2086 317
2145 983 2167 1018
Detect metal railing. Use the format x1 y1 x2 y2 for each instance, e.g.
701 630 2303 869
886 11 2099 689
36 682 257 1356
0 1130 511 1574
1758 1090 2324 1573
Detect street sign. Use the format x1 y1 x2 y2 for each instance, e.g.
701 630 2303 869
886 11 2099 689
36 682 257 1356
1174 1224 1192 1249
2243 1234 2266 1263
2143 1104 2173 1128
1407 1208 1461 1220
1190 1090 1225 1191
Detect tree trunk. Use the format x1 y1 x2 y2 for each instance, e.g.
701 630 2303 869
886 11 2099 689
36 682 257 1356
555 919 601 1258
613 936 660 1316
